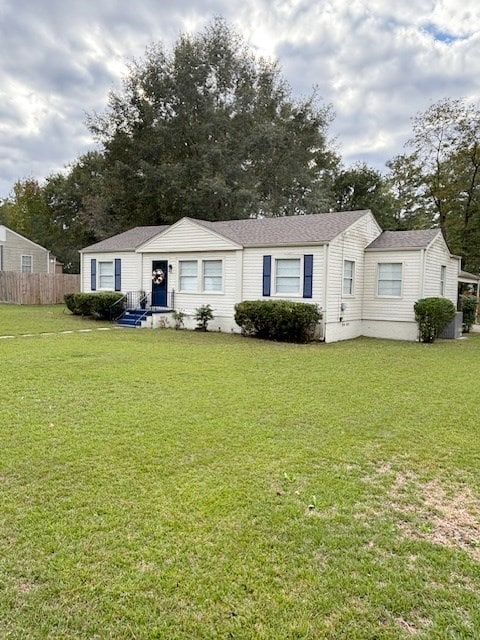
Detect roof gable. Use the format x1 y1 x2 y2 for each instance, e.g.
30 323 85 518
139 217 242 252
0 224 50 252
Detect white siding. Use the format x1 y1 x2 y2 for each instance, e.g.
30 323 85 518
423 234 460 306
363 250 422 322
140 218 240 252
81 252 142 292
323 213 382 341
142 250 241 319
242 246 325 307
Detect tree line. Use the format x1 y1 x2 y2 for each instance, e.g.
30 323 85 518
1 19 479 273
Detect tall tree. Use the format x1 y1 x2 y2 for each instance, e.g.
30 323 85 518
332 162 399 229
86 18 339 236
387 98 480 271
1 179 55 248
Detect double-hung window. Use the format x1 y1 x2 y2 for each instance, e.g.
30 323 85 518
275 258 301 294
377 263 402 296
21 255 33 273
179 260 198 292
343 260 355 296
203 260 223 292
440 265 446 296
98 261 114 290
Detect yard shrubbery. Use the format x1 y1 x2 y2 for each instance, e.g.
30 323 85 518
414 297 456 343
64 292 125 319
460 295 478 332
234 299 321 343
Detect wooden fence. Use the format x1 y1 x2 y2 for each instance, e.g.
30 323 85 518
0 271 80 305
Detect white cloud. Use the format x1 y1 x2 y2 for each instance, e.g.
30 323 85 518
1 0 480 197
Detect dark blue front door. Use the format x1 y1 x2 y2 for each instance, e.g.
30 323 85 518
152 260 168 306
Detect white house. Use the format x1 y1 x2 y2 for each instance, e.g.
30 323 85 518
79 210 461 342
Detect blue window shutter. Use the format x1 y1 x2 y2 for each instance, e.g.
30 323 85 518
114 258 121 291
91 259 96 291
263 255 271 296
303 254 313 298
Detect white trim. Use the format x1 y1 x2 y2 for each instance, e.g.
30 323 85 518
21 254 33 273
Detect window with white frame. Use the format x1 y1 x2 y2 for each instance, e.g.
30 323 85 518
179 260 198 291
377 263 402 296
98 261 114 289
275 258 301 294
21 255 33 273
203 260 223 292
343 260 355 295
440 265 446 296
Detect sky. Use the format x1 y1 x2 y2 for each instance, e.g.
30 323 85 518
1 0 480 200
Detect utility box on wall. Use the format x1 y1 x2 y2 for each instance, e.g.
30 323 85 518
439 311 463 339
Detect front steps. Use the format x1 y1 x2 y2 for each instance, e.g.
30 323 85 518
116 308 152 328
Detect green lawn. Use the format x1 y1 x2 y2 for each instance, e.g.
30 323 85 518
1 304 480 639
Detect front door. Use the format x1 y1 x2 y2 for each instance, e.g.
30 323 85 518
151 260 168 307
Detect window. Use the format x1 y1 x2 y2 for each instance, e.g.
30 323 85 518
203 260 222 292
275 258 301 294
377 263 402 296
343 260 355 295
98 261 114 289
0 245 3 271
21 255 32 273
440 265 446 296
179 260 198 291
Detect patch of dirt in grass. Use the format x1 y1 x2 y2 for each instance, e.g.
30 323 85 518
388 470 480 561
394 615 431 635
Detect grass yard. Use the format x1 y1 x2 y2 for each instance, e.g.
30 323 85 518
1 304 480 639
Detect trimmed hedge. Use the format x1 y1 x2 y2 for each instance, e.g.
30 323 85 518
234 299 322 343
414 297 456 343
64 292 125 320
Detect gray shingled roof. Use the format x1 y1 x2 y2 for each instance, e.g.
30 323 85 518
80 211 372 252
366 229 440 250
81 226 167 252
193 210 371 246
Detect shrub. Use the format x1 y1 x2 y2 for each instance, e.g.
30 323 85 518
234 300 322 343
64 292 125 319
460 295 478 332
194 304 214 331
414 297 456 343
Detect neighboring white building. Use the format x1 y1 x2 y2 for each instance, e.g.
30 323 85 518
79 210 461 342
0 225 56 273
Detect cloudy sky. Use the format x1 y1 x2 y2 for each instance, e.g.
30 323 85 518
1 0 479 200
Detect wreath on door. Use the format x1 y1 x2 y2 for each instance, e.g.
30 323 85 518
152 268 165 285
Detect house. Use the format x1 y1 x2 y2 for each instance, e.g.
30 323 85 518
79 210 461 342
0 225 57 273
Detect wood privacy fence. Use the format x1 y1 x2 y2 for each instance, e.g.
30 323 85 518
0 272 80 305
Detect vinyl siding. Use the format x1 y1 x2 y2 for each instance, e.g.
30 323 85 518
81 252 142 292
0 227 50 272
242 246 325 308
423 234 460 305
140 218 240 253
325 214 382 324
363 250 422 321
142 250 241 316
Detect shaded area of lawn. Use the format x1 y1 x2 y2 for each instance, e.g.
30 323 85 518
1 318 480 639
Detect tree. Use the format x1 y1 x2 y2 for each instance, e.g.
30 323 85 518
387 98 480 271
1 179 56 249
42 152 104 271
85 18 339 236
332 162 399 229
